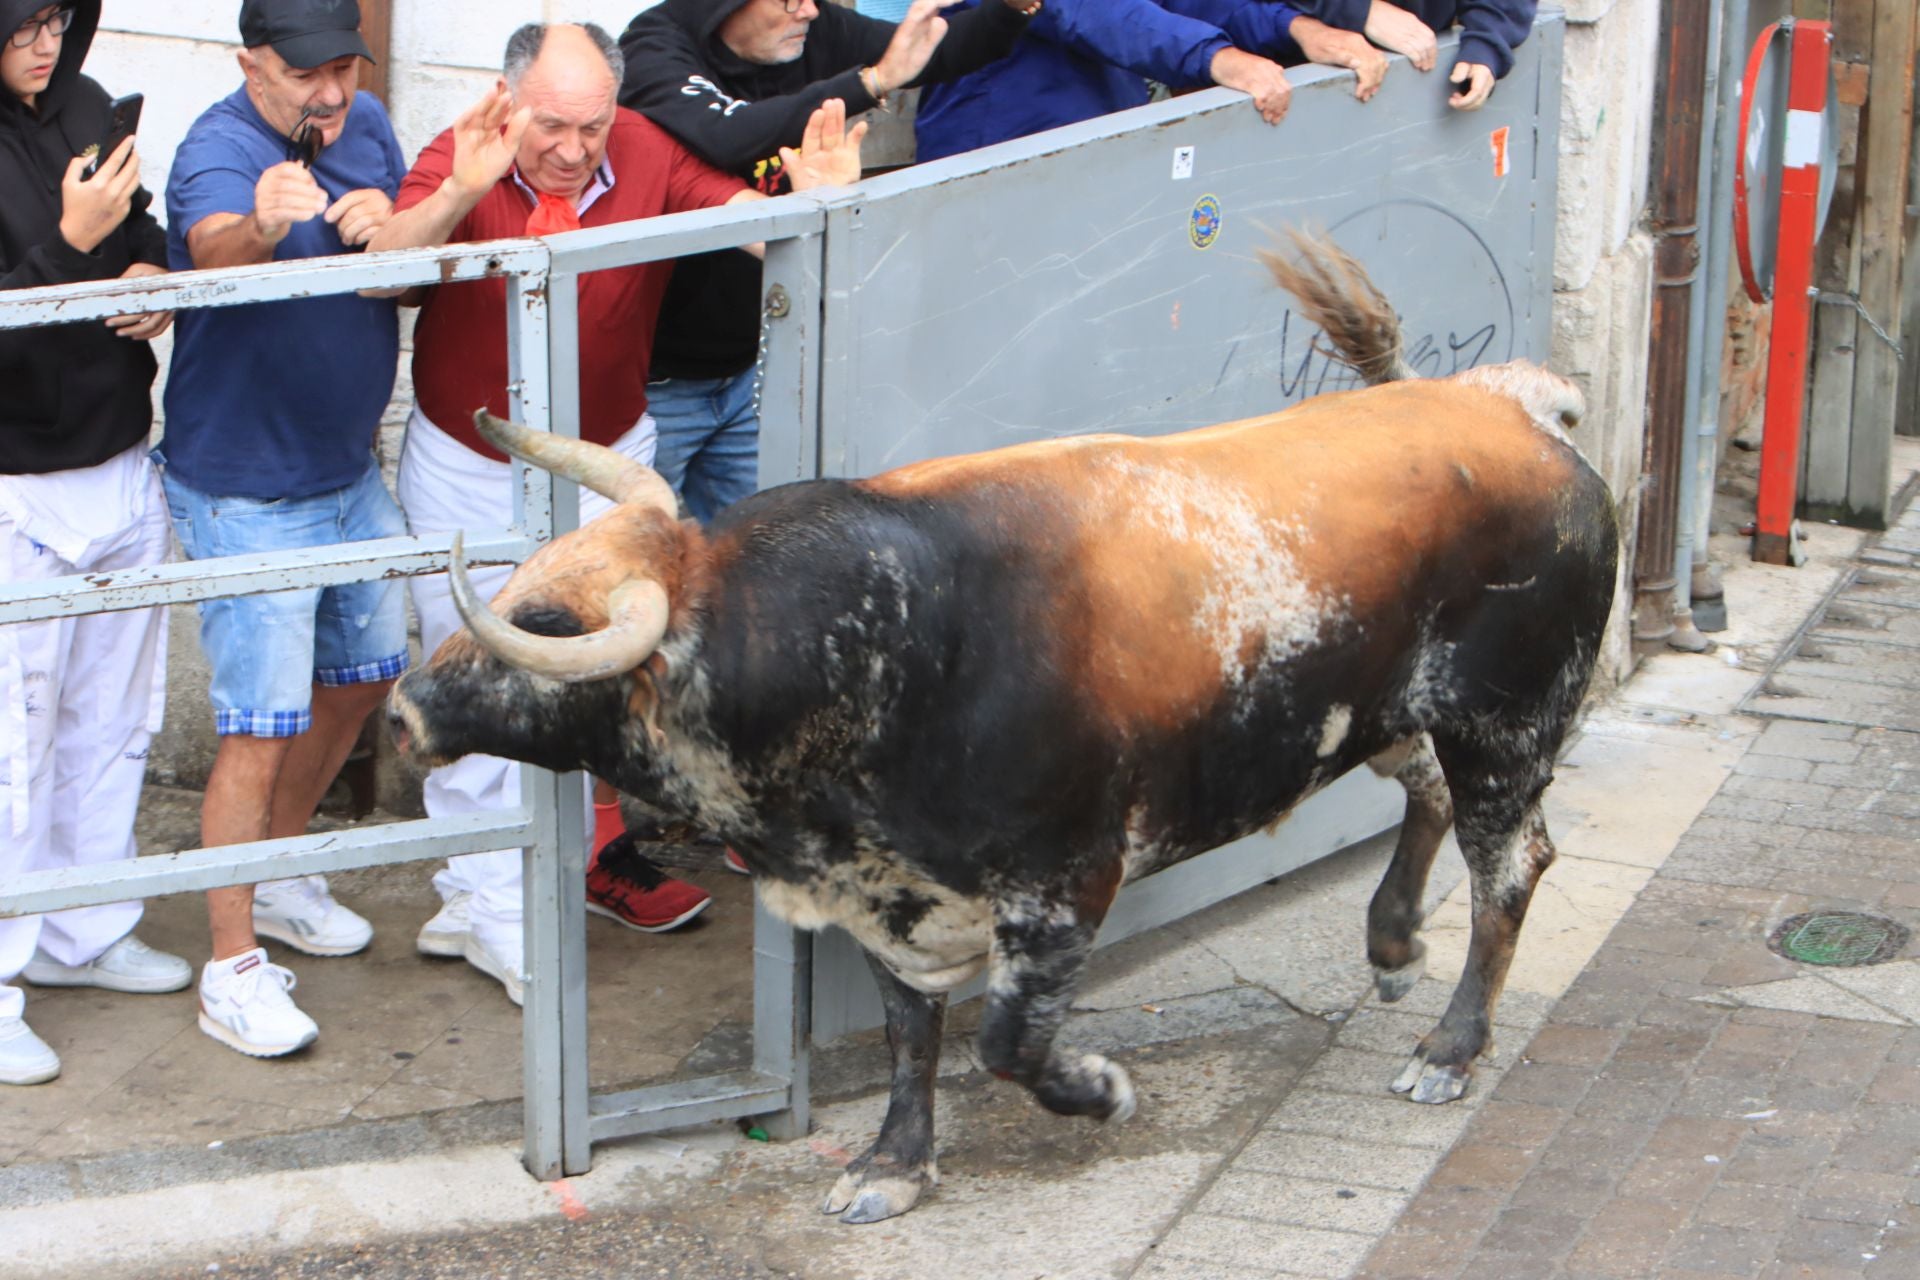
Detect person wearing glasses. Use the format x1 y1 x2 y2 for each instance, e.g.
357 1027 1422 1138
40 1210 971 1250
158 0 407 1060
613 0 1034 529
0 0 188 1087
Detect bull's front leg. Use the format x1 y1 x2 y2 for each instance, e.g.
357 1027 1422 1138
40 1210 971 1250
825 951 947 1224
977 894 1135 1123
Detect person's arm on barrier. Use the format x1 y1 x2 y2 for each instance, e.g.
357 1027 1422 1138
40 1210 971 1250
1169 1 1387 101
710 100 869 260
1448 0 1535 110
1035 0 1291 123
108 172 174 341
365 88 530 256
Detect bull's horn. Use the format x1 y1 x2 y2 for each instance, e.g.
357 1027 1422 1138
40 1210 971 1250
473 409 679 520
447 532 671 682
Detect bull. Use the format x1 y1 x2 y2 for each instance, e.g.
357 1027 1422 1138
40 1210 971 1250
388 232 1618 1224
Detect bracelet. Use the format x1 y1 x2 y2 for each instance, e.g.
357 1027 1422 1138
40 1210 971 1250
859 65 888 108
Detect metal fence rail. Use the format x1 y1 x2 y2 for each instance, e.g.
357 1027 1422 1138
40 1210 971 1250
0 197 829 1177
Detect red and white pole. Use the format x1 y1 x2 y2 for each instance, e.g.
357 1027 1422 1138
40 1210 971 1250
1751 19 1831 565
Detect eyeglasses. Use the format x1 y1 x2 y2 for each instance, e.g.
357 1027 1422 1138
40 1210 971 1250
287 107 325 168
780 0 815 13
8 5 73 49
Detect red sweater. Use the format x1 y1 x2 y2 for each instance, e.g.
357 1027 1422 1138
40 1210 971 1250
398 108 745 459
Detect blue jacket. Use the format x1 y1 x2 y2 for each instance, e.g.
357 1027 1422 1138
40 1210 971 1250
1292 0 1536 79
914 0 1302 163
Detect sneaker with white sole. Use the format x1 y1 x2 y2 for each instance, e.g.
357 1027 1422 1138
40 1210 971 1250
0 1016 60 1085
461 929 524 1006
23 934 192 994
197 948 319 1058
251 876 373 957
416 890 472 957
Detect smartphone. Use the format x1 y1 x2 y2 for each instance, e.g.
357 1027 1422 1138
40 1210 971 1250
83 93 143 180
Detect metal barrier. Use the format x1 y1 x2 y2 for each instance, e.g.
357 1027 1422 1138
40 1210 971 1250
1 16 1562 1178
0 197 831 1178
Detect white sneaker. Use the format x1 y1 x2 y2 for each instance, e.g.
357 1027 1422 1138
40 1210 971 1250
416 890 472 957
0 1016 60 1085
251 876 373 957
197 948 319 1058
462 929 525 1007
24 935 192 994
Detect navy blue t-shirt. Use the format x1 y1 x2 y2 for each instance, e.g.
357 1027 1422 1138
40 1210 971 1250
163 89 407 500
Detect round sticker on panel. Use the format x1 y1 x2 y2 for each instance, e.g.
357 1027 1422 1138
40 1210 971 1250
1189 194 1222 249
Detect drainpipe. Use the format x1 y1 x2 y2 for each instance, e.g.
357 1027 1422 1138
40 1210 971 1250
1667 0 1729 654
1687 0 1754 633
1633 0 1714 657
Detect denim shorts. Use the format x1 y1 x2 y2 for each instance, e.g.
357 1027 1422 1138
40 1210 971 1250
161 459 410 738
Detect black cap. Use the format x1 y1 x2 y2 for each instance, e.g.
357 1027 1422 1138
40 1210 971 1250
239 0 374 69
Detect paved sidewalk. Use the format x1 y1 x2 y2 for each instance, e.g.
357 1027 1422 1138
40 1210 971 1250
1358 502 1920 1280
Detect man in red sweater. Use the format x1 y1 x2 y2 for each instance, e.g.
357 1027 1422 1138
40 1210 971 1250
369 21 862 1003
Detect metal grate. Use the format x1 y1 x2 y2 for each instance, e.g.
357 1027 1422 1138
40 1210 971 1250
1767 912 1911 967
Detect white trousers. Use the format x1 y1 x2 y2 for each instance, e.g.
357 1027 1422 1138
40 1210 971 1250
397 409 655 949
0 447 168 1019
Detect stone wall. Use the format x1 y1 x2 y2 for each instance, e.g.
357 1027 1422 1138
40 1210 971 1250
1548 0 1661 685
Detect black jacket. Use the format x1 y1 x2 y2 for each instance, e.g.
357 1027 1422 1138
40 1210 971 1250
0 0 166 475
619 0 1027 380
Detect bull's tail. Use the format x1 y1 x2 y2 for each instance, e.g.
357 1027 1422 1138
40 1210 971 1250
1259 228 1415 386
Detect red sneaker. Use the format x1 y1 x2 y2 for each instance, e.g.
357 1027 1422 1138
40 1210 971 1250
723 847 751 875
586 834 711 933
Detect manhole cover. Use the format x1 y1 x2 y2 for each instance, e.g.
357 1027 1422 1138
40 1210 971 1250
1767 912 1911 967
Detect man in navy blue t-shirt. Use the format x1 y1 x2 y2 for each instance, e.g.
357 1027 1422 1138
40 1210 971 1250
161 0 408 1061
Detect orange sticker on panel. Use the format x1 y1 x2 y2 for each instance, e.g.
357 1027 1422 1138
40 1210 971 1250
1490 126 1511 178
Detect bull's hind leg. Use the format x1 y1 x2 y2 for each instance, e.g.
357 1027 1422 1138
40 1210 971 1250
1394 734 1558 1105
977 888 1134 1124
1365 735 1454 1002
825 951 948 1224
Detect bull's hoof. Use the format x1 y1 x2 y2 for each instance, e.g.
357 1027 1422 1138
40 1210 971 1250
1372 948 1426 1004
1091 1054 1137 1125
822 1157 936 1225
1389 1052 1470 1104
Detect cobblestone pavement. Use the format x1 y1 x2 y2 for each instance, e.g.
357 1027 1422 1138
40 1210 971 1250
1358 506 1920 1280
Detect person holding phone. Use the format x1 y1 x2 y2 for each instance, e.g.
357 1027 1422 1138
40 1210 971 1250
0 0 190 1087
160 0 407 1060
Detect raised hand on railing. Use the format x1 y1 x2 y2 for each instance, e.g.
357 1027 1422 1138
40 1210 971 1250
1289 16 1389 102
780 99 868 192
1364 1 1437 72
107 261 172 341
1448 61 1496 111
1209 47 1291 125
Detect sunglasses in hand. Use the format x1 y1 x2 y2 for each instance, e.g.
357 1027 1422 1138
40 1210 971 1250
287 108 326 168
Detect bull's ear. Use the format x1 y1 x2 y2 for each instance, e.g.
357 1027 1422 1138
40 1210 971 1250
629 658 669 749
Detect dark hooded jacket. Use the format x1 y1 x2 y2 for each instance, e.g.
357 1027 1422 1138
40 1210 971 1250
619 0 1028 380
0 0 166 475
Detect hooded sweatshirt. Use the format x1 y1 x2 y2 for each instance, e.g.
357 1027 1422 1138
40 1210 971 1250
0 0 167 475
618 0 1029 380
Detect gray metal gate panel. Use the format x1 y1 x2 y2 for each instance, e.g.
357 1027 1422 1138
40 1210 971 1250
806 23 1563 1041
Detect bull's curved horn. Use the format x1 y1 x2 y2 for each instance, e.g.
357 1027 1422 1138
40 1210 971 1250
473 409 679 520
447 532 671 682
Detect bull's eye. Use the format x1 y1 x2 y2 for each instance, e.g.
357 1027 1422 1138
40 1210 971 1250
509 605 588 639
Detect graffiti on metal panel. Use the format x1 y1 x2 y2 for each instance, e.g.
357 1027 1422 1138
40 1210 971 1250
1276 199 1515 400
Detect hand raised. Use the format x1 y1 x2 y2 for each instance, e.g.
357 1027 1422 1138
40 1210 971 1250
869 0 961 97
58 139 139 254
780 98 868 192
450 85 531 201
253 161 330 246
1364 1 1438 73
